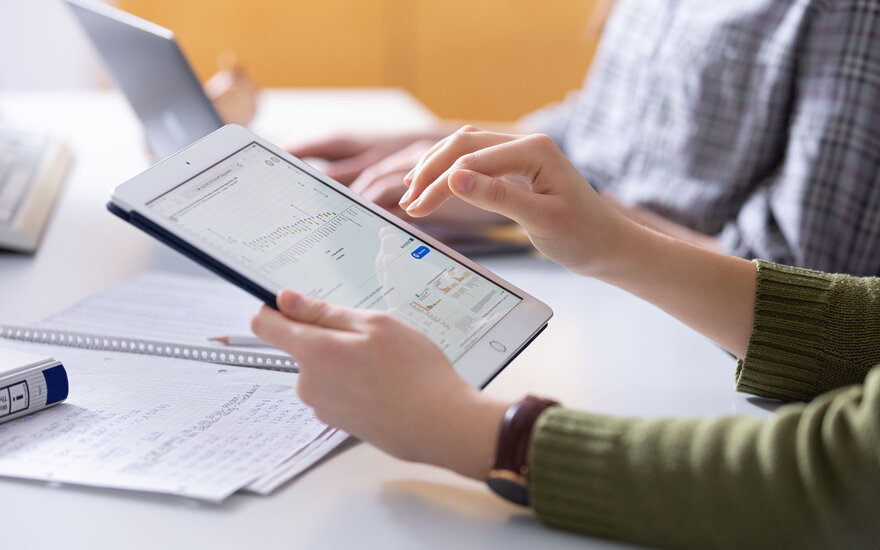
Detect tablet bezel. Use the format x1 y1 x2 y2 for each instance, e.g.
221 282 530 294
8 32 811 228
109 124 552 388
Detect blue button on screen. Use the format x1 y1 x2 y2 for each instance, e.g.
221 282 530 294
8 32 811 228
411 246 430 259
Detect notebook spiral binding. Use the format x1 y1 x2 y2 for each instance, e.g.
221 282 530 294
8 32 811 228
0 325 297 372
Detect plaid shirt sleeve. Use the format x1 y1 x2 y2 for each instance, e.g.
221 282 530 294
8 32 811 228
719 1 880 274
518 90 581 152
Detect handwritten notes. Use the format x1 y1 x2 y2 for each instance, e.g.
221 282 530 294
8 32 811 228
0 341 330 502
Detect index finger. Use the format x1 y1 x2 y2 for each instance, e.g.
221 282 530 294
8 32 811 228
404 137 539 217
400 129 517 210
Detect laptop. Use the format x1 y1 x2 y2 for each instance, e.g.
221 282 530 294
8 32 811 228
66 0 224 160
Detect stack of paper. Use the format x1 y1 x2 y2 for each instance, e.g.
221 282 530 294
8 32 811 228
0 273 349 502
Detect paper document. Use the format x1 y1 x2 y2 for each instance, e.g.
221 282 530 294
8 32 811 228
0 341 329 502
245 427 350 494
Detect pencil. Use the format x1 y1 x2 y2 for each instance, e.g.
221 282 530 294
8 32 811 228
208 335 266 347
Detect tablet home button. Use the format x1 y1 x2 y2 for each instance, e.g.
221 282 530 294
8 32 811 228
489 340 506 352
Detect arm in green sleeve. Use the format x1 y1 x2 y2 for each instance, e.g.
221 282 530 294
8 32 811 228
736 261 880 402
528 262 880 546
530 365 880 548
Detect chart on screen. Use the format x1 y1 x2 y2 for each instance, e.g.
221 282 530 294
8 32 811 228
146 143 520 360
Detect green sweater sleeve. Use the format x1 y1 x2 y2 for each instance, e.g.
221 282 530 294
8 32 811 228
529 262 880 548
735 261 880 401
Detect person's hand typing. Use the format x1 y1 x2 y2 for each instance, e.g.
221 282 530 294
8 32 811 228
284 131 446 185
348 140 436 214
350 140 511 227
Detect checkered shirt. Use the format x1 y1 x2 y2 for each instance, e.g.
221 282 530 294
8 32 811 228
525 0 880 275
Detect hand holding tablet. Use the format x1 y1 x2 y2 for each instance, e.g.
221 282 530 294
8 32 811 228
108 124 551 388
251 288 508 480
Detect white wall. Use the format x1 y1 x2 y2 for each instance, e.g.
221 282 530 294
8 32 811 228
0 0 107 89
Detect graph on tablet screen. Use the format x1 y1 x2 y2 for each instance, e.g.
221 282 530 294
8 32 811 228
146 143 521 360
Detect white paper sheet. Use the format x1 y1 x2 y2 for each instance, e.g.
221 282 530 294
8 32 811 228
245 428 351 494
0 340 327 502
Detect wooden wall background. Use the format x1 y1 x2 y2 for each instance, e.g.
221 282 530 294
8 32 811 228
117 0 603 121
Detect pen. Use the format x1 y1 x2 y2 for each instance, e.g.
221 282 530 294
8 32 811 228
209 335 266 347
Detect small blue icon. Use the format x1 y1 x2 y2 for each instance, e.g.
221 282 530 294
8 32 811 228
411 246 430 259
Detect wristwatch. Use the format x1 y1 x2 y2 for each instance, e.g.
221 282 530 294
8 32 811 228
486 394 559 506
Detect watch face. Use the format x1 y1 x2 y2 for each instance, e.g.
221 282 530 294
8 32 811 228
487 476 530 506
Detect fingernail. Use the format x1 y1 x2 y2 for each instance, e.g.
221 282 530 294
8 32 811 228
280 291 299 311
406 196 422 213
404 169 414 183
399 186 414 206
452 170 475 194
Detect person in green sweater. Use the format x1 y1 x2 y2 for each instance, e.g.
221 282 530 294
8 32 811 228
251 127 880 549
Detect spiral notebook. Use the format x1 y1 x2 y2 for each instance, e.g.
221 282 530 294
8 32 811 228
0 272 295 371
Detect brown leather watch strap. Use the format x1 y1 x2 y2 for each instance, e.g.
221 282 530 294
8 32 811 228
491 394 559 482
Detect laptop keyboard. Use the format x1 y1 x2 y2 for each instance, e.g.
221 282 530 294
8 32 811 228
0 127 46 224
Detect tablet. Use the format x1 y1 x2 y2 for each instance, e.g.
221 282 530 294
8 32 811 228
108 125 552 388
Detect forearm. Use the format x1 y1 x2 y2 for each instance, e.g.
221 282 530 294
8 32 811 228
589 221 756 358
627 208 720 251
601 192 721 251
530 368 880 548
586 216 880 396
736 261 880 400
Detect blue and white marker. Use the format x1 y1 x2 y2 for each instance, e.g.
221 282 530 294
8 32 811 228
0 347 69 424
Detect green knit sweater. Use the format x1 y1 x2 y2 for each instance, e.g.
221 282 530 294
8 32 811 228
529 261 880 549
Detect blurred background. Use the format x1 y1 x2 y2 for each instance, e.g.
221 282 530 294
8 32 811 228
1 0 605 120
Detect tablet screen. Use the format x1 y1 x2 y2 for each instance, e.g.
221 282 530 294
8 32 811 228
145 142 521 361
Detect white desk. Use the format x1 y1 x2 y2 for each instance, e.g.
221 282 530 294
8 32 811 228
0 90 769 550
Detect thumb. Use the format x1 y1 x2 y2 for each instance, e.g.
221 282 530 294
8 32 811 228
448 169 540 227
276 290 358 331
